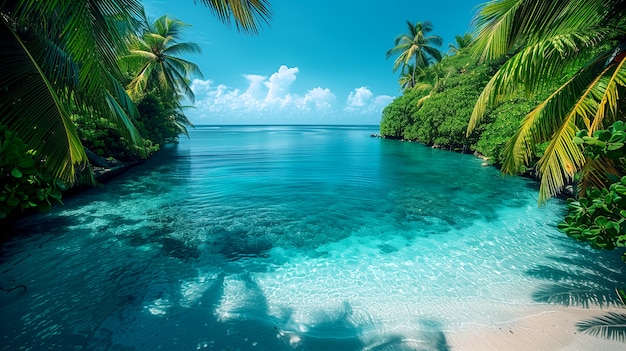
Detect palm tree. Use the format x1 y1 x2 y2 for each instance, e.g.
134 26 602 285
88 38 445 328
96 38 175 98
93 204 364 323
398 64 417 90
466 0 626 202
448 33 474 55
0 0 272 184
413 64 454 107
120 13 204 103
387 21 443 87
0 0 145 183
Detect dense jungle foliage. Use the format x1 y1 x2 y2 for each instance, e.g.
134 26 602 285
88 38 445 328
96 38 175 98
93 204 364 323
0 0 271 219
380 51 537 166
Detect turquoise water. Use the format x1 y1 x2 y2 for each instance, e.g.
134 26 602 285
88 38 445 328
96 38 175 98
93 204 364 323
1 125 624 350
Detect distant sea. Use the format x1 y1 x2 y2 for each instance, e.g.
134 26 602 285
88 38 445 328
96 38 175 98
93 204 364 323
1 125 624 350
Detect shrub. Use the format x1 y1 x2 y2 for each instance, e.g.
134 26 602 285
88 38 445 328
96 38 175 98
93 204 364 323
0 127 63 219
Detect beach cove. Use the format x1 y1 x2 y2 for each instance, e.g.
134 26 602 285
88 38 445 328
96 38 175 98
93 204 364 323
1 125 624 350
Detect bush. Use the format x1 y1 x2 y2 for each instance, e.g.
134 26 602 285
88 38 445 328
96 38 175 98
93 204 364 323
0 127 63 219
558 121 626 261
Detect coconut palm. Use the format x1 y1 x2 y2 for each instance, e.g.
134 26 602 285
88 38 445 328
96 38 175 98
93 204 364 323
398 64 417 90
466 0 626 202
120 13 204 103
0 0 272 184
412 64 454 108
448 33 474 55
387 21 443 87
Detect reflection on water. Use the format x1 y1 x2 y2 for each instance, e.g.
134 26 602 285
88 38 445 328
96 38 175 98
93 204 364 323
1 125 625 350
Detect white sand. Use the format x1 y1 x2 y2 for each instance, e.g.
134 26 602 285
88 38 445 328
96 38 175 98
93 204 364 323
447 305 625 350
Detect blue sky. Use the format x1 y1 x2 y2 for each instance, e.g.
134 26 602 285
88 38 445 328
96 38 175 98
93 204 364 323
143 0 485 125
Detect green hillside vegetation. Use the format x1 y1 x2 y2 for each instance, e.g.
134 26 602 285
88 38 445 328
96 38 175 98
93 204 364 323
381 50 538 166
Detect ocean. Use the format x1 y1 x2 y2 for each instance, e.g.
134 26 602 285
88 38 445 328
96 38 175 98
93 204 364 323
1 125 624 350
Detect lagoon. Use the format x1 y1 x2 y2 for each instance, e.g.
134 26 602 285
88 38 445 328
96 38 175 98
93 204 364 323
1 125 624 350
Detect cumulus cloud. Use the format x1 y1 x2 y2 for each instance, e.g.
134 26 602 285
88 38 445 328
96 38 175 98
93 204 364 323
189 65 393 123
265 66 298 101
243 74 266 100
345 87 394 114
303 87 336 110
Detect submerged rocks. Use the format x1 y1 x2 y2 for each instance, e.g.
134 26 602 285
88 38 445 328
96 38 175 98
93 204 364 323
218 232 273 260
160 237 201 261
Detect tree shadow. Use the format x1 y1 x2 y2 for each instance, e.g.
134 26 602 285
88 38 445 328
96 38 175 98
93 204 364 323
527 236 626 342
575 311 626 342
197 274 452 351
83 268 453 351
527 243 625 307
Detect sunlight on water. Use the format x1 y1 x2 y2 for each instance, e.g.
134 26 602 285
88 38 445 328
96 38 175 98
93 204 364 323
1 125 625 350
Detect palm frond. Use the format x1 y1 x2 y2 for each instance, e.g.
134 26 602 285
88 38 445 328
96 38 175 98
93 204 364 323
467 28 613 135
162 41 202 56
471 0 524 61
471 0 608 62
498 56 610 201
0 15 86 182
499 49 626 201
195 0 272 34
105 73 144 147
12 0 143 95
576 312 626 341
590 57 626 132
535 118 585 201
578 156 621 195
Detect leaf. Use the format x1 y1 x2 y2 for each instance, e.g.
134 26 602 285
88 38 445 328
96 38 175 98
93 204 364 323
576 312 626 341
595 216 609 227
0 16 87 182
10 168 22 178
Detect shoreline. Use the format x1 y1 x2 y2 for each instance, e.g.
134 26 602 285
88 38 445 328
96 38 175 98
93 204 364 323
448 305 626 350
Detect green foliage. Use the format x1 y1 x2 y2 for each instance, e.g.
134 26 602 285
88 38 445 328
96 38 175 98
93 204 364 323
71 114 153 162
380 89 425 139
559 183 626 258
406 55 491 150
573 121 626 161
559 121 626 261
0 127 62 219
473 96 536 165
135 93 190 147
381 51 521 156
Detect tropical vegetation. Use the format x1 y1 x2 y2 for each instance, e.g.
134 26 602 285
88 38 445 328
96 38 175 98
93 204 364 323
387 21 443 90
382 0 626 340
0 0 272 218
468 0 626 203
382 0 626 254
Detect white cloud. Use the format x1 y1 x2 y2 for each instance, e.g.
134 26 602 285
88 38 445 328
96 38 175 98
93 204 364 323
346 87 374 108
189 66 393 124
345 87 394 115
303 87 336 110
264 66 298 101
243 74 266 100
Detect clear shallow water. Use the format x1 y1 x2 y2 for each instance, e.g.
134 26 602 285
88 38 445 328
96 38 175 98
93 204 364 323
1 125 625 350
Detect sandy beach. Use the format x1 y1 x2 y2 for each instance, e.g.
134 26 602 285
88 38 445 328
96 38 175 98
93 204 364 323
448 305 625 350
